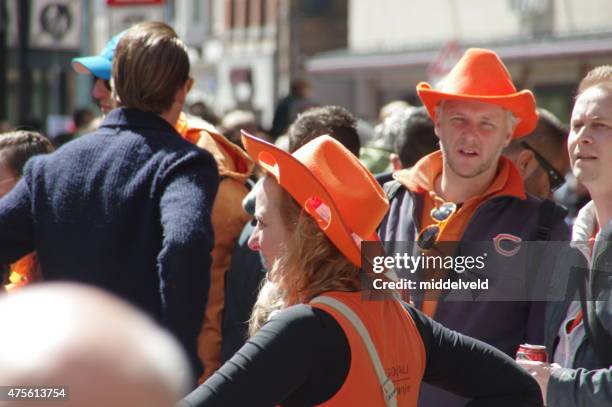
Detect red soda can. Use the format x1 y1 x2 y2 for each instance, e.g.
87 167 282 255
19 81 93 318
516 344 547 362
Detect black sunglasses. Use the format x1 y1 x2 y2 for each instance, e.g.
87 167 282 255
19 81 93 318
417 202 457 250
520 141 566 192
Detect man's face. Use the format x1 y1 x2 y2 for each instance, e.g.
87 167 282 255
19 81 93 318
248 178 291 269
436 100 513 179
568 85 612 192
92 78 114 114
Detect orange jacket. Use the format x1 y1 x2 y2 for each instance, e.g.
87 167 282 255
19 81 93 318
176 114 254 381
394 151 525 316
311 291 426 406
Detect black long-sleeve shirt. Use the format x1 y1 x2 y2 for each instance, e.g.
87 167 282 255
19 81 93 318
181 301 542 406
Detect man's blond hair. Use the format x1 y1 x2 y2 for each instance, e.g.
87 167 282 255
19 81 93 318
112 21 190 114
577 65 612 96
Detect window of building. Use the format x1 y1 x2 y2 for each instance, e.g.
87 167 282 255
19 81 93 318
192 0 202 24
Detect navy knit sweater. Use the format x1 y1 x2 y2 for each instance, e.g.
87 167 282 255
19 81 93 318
0 108 219 378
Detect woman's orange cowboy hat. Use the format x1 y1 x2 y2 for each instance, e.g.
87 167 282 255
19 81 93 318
241 131 389 267
417 48 538 137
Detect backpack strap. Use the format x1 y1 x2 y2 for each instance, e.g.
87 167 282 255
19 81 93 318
525 199 567 300
311 296 398 407
536 199 566 241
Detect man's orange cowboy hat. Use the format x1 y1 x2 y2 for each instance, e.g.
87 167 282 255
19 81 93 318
417 48 538 137
241 131 388 267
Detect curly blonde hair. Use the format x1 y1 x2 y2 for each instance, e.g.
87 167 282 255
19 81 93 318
248 177 360 336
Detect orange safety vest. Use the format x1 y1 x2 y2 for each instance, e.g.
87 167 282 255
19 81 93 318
310 291 426 407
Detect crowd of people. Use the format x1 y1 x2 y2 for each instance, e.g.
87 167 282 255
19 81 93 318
0 20 610 407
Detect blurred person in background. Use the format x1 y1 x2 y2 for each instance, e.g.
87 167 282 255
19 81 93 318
0 283 191 407
73 25 254 383
287 105 361 155
0 130 54 291
372 106 439 184
504 108 570 199
72 108 96 138
0 21 219 381
189 100 221 127
361 101 414 175
554 172 590 226
220 109 269 149
183 132 542 407
379 99 411 122
270 77 317 139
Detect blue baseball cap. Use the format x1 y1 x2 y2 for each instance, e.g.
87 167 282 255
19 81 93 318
71 31 126 80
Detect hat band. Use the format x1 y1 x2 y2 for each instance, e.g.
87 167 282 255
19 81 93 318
305 196 364 252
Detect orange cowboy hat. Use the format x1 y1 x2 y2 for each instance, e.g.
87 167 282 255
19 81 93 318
417 48 538 137
241 131 389 267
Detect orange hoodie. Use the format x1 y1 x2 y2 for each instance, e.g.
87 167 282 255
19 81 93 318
176 113 255 381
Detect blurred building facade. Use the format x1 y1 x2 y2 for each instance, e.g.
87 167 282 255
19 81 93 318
307 0 612 123
202 0 347 128
6 0 611 130
1 0 86 128
0 0 347 131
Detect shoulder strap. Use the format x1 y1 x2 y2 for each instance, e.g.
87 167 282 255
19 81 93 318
525 199 566 300
311 296 398 407
536 199 566 241
383 180 403 202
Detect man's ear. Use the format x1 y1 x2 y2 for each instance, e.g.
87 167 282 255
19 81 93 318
434 120 442 140
515 149 538 179
175 78 194 106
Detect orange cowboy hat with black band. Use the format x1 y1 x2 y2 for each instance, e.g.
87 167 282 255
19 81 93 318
417 48 538 137
241 131 389 267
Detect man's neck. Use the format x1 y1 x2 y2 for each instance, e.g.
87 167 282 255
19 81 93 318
159 108 181 128
436 163 498 203
589 187 612 230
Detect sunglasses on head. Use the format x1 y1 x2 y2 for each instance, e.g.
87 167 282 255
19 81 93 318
416 201 457 250
520 141 566 192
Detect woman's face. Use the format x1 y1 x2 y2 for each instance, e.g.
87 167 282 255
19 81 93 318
248 177 291 269
0 157 18 198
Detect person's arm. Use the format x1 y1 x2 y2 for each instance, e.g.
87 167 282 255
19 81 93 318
158 151 219 379
406 304 543 407
548 366 612 407
0 178 35 263
180 304 349 407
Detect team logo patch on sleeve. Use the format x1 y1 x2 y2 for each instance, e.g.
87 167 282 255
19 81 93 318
493 233 522 256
